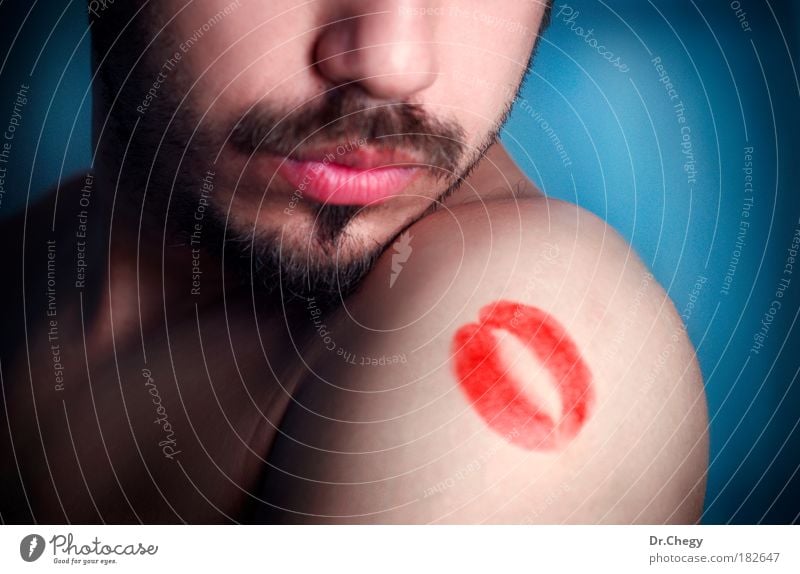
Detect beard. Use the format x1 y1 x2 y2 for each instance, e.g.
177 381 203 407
97 69 502 307
187 171 469 309
90 0 542 308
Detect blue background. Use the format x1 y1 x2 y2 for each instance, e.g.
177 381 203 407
0 0 798 523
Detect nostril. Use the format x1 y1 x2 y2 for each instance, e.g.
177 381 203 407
313 22 357 85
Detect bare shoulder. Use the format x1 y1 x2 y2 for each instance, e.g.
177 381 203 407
259 197 708 524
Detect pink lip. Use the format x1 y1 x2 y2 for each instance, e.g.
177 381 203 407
275 148 422 206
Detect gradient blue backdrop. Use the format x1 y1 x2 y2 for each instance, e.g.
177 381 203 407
0 0 797 523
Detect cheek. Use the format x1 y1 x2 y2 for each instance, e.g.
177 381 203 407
429 11 539 134
168 4 319 112
418 57 518 152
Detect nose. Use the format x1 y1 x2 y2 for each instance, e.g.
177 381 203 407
314 1 438 100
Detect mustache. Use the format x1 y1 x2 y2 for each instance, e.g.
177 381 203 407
229 87 467 176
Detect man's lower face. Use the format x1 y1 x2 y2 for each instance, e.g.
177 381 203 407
208 164 466 304
164 87 487 302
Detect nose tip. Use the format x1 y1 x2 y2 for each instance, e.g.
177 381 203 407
314 6 437 100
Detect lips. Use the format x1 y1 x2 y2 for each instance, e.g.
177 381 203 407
275 146 423 206
452 301 594 450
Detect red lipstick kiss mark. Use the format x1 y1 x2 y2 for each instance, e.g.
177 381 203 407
452 301 594 450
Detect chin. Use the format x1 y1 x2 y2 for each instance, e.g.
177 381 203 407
213 208 378 302
212 182 442 302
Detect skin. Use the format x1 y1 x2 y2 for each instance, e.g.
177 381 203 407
259 198 708 523
0 0 707 523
